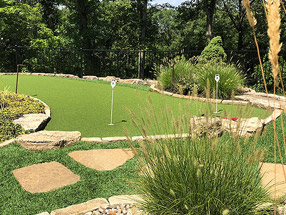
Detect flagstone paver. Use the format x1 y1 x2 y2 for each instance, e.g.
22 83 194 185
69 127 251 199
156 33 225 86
68 148 134 171
261 162 286 199
13 161 80 193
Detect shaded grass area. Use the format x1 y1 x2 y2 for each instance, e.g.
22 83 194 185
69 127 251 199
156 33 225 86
0 141 139 215
0 75 269 137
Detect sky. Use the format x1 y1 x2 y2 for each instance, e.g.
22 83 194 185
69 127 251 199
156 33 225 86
150 0 185 6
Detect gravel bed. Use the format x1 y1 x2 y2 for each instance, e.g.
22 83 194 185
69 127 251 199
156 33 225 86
85 204 150 215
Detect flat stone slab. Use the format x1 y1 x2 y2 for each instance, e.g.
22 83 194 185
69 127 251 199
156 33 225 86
68 148 134 171
13 113 50 131
13 161 80 193
261 162 286 199
51 198 108 215
17 131 81 150
108 195 143 206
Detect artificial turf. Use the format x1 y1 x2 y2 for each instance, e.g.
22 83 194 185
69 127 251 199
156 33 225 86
0 75 269 137
0 141 139 215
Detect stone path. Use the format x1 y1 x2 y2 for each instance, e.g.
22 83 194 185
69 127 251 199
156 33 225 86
261 162 286 199
235 93 286 110
12 161 80 193
68 148 134 171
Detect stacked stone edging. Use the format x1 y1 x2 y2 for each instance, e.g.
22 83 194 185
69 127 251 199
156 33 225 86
35 194 143 215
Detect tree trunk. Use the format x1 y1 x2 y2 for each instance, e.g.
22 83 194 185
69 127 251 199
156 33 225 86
205 0 217 40
138 0 147 79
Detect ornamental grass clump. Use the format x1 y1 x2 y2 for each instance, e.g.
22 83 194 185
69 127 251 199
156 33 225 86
196 62 244 99
127 100 268 215
157 56 197 94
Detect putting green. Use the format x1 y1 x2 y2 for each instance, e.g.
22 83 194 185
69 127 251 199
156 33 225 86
0 75 269 137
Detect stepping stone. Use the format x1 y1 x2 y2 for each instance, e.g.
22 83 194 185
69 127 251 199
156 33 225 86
68 149 134 171
261 162 286 199
17 130 81 150
13 161 80 193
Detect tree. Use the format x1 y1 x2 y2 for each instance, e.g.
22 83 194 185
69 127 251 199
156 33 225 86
204 0 217 39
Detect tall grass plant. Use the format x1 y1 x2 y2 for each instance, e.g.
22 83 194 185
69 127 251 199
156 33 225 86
127 100 268 215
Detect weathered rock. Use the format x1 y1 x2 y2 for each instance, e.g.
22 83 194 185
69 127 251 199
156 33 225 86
256 202 274 211
55 74 79 79
35 212 50 215
101 76 120 82
68 148 134 171
0 138 15 148
237 87 256 94
83 76 98 80
189 117 222 137
101 136 128 142
81 137 102 143
172 94 185 98
262 109 282 125
221 100 249 105
222 117 263 136
17 130 81 150
119 79 148 85
108 195 143 206
13 161 80 193
13 113 50 132
51 198 109 215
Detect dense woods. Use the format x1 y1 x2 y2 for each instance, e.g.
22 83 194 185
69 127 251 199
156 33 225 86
0 0 286 81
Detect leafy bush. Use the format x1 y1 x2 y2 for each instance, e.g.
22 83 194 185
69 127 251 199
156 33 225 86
0 91 45 142
196 62 245 99
0 113 24 142
129 103 268 215
252 55 286 93
157 56 197 94
199 36 227 63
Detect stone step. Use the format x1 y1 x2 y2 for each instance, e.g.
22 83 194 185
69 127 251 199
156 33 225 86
17 130 81 150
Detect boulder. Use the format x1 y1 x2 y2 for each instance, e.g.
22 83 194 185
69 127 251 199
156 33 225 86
189 117 222 137
222 117 263 136
13 113 50 132
83 76 98 80
17 130 81 150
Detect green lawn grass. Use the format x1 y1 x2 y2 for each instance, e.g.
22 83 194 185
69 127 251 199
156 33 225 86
253 113 286 164
0 141 139 215
0 75 269 137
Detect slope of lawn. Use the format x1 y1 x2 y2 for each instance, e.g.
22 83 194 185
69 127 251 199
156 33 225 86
0 141 139 215
0 75 269 137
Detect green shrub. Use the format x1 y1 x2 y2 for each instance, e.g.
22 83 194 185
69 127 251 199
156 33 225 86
252 56 286 93
0 113 24 142
129 104 268 215
0 91 45 142
200 36 227 63
157 56 197 94
196 62 244 99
